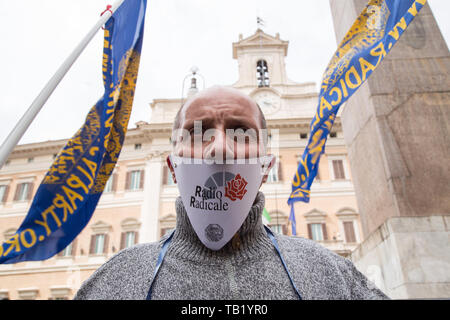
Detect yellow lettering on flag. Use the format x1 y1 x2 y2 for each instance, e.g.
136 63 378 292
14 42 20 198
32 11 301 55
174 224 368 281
67 174 89 194
319 97 333 118
370 42 387 67
388 17 407 41
329 86 342 106
308 130 326 164
20 229 37 249
82 158 98 179
345 66 362 89
53 193 74 222
34 205 62 236
62 186 84 213
359 57 377 81
3 234 21 257
340 78 349 97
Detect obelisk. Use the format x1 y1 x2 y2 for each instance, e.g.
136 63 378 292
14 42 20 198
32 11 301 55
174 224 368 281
329 0 450 298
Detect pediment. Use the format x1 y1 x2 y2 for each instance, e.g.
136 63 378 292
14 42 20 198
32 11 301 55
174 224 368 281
233 30 288 58
267 210 288 224
121 218 141 231
239 30 283 45
91 221 111 233
336 207 359 218
160 213 176 223
304 209 327 218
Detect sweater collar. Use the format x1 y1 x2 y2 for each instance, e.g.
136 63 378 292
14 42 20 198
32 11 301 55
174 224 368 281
167 191 273 262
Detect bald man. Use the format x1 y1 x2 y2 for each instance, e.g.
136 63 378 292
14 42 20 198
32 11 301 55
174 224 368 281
75 86 389 300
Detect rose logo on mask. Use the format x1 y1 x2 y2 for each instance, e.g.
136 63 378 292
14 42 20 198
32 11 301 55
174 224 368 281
225 174 248 201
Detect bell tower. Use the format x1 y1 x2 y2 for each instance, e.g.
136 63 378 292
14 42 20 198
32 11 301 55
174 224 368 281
232 30 290 90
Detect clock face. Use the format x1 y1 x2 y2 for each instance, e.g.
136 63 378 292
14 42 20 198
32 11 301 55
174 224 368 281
253 91 280 115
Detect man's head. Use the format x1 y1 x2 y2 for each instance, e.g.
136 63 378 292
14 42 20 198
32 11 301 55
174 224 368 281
172 86 267 136
167 85 274 184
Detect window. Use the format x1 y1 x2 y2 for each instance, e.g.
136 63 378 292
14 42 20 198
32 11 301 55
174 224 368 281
343 221 357 243
308 223 328 241
271 224 287 235
58 239 77 257
134 143 142 150
0 291 9 300
126 170 143 190
336 207 360 243
14 182 33 201
300 133 307 139
120 219 141 249
95 234 105 254
18 288 39 300
120 231 137 249
256 60 270 87
27 157 34 163
60 243 73 257
0 184 9 203
130 171 141 189
310 223 323 241
267 211 289 235
125 232 135 248
329 132 337 138
103 174 115 193
89 233 109 255
332 159 346 180
50 287 71 300
266 166 278 182
266 158 282 183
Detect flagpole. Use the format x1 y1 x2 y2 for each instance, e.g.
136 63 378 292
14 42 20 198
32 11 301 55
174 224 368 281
0 0 125 169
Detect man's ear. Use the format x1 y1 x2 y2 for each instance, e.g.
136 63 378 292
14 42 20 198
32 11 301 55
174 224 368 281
260 154 276 186
166 155 177 184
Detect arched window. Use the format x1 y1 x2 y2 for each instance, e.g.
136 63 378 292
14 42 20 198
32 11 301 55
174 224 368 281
256 60 270 87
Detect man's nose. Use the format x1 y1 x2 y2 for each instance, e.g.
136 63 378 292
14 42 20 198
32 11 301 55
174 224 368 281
203 129 235 161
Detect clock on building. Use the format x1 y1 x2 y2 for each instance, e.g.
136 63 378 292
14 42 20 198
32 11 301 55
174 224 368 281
253 91 280 115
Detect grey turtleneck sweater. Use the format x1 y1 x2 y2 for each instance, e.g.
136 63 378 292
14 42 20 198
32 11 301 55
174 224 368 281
74 192 389 300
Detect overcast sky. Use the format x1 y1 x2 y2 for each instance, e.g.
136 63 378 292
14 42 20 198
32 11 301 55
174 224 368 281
0 0 448 147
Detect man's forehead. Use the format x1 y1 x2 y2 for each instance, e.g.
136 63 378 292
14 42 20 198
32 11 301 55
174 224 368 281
180 87 259 123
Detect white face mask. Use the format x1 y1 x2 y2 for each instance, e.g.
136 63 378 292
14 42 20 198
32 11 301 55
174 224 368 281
169 155 274 250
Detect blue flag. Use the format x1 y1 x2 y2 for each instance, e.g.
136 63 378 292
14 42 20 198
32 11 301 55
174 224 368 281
289 204 297 236
288 0 426 205
0 0 147 264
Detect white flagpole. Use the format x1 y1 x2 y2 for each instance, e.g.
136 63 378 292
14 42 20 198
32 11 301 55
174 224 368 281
0 0 125 169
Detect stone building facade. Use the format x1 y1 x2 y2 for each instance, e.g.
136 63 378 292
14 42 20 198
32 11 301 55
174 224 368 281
0 30 362 300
